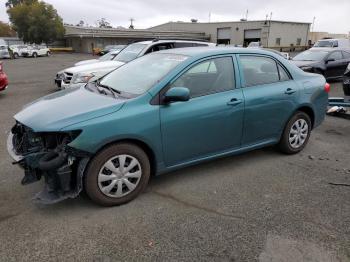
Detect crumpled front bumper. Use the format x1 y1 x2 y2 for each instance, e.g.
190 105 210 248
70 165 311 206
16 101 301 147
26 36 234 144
7 132 23 163
7 130 90 204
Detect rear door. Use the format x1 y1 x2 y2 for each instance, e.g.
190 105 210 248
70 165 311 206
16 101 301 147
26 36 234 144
238 54 299 145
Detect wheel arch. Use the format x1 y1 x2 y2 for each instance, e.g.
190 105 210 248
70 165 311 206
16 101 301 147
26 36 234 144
295 105 315 129
92 138 157 176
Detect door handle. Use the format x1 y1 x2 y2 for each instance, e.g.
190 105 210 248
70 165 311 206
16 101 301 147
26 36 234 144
285 88 296 95
227 98 243 106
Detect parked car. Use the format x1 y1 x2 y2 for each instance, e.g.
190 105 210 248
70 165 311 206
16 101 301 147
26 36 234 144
0 62 8 91
343 63 350 97
55 40 216 89
9 47 329 206
247 43 290 60
247 41 263 48
22 45 50 58
0 45 11 59
9 45 28 58
74 49 123 67
264 48 290 60
98 45 125 56
291 48 350 80
313 38 350 50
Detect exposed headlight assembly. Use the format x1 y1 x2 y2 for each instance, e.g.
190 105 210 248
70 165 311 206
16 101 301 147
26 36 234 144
71 73 95 84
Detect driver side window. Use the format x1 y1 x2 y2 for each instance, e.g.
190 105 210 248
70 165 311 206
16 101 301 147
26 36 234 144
169 57 235 98
328 51 342 61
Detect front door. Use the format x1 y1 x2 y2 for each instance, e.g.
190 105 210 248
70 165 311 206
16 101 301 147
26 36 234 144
160 56 244 167
325 51 346 78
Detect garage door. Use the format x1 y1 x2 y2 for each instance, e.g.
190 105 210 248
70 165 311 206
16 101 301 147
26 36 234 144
217 28 231 39
244 29 261 39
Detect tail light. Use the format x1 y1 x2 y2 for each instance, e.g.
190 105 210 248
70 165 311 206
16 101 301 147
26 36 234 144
0 62 3 73
324 83 330 93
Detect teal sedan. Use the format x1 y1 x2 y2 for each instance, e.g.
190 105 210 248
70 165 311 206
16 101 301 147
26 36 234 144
8 48 329 206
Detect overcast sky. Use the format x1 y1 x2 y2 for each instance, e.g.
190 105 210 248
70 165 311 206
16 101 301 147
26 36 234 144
0 0 349 34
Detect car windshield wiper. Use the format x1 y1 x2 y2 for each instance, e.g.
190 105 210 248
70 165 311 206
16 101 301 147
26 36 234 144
96 80 120 98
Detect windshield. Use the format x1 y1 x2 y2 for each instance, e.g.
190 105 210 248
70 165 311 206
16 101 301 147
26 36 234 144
99 52 117 61
100 53 188 95
314 40 336 47
113 44 147 63
293 50 329 61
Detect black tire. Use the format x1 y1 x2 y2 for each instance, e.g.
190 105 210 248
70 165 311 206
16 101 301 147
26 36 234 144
13 53 19 59
84 143 150 206
32 52 38 58
47 51 51 56
278 111 312 154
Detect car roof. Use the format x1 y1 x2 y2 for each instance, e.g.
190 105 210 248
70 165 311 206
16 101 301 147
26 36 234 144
309 47 349 52
133 40 215 46
155 46 286 58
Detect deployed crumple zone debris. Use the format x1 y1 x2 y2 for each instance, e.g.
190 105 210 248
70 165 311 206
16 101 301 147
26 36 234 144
327 106 347 114
8 122 91 204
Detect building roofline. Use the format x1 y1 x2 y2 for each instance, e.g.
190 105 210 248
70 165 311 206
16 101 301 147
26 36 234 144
63 25 210 40
149 20 311 29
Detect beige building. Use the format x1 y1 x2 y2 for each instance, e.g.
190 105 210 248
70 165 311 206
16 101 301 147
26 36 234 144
64 26 209 53
308 32 349 45
150 20 311 51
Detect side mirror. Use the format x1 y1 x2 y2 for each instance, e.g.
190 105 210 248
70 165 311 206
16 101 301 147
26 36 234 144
325 58 335 64
164 87 190 103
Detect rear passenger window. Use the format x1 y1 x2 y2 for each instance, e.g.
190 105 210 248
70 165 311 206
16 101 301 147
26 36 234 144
342 51 350 59
170 57 235 98
174 42 194 48
278 64 290 81
240 56 280 86
328 51 342 61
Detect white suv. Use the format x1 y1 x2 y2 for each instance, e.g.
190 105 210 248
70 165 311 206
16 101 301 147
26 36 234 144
9 45 28 58
22 45 51 58
55 40 216 89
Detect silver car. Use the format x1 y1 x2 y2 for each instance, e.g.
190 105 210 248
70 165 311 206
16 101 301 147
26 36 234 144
0 45 10 59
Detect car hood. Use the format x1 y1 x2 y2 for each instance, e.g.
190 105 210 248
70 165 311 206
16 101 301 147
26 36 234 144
290 60 319 67
65 60 125 74
15 87 126 132
74 59 99 67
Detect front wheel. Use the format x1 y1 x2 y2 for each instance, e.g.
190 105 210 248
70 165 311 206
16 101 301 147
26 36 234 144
32 52 38 58
13 53 19 59
84 143 151 206
278 111 312 154
47 51 51 56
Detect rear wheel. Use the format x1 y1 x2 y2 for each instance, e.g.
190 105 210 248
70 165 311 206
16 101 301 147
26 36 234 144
13 53 19 59
278 111 312 154
46 51 51 56
32 52 38 58
84 143 150 206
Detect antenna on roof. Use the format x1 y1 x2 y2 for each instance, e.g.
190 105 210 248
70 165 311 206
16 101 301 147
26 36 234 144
209 12 211 23
129 18 135 29
246 9 248 20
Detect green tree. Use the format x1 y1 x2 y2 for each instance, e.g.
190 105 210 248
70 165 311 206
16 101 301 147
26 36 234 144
0 21 16 36
5 0 35 8
7 0 65 44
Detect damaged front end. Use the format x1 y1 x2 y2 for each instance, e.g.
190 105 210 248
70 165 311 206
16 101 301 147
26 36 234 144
7 122 90 204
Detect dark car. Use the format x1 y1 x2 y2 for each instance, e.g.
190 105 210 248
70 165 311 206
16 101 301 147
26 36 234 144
343 63 350 97
292 48 350 80
98 45 125 56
